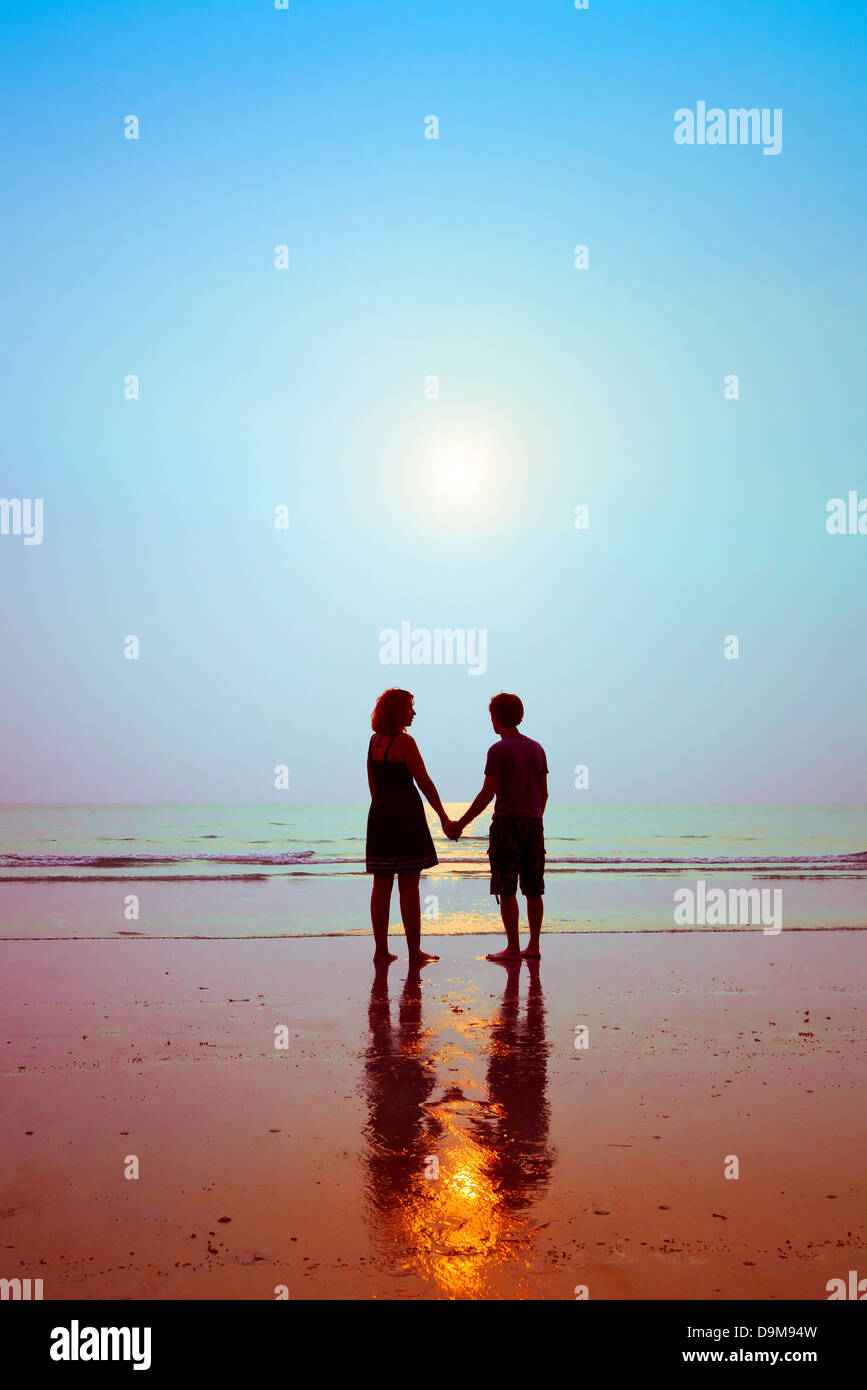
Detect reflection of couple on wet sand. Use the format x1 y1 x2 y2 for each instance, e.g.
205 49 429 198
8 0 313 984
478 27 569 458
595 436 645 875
366 688 548 965
363 960 553 1296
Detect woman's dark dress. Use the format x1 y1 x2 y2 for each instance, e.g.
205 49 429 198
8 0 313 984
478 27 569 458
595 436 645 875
366 734 438 875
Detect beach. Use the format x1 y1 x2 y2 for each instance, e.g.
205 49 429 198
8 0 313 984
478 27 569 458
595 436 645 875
2 928 864 1301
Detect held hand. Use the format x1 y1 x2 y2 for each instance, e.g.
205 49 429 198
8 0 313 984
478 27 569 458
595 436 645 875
441 817 460 841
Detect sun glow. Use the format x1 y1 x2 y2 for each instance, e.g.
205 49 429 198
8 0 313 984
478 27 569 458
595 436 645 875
405 424 515 528
429 445 490 508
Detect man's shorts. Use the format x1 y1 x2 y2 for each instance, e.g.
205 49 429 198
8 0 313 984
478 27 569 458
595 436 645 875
488 815 545 898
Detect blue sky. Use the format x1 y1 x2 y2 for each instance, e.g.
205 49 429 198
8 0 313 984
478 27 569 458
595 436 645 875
1 0 865 802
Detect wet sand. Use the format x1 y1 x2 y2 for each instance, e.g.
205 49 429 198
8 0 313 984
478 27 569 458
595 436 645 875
1 931 864 1300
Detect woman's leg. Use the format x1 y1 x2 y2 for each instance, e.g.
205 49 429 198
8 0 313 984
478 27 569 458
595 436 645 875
371 874 397 961
398 871 439 962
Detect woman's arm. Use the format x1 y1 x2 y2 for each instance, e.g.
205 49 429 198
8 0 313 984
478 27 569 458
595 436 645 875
400 735 451 828
366 736 375 799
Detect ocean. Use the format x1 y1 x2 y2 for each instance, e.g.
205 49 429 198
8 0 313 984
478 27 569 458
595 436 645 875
1 804 864 940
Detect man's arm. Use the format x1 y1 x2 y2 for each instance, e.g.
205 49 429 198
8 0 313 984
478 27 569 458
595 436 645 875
456 775 499 834
540 772 548 815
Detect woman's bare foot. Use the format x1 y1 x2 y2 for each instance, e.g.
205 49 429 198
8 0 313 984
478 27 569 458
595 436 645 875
408 951 439 964
521 946 541 958
373 951 398 963
486 948 523 962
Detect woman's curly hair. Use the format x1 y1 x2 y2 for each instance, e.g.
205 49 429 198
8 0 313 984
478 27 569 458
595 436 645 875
371 688 413 737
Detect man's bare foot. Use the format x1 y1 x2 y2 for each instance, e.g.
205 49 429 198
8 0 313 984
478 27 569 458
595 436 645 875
408 951 439 964
373 951 398 963
486 948 523 962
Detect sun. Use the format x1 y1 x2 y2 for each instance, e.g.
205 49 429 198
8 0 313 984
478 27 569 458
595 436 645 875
430 445 490 508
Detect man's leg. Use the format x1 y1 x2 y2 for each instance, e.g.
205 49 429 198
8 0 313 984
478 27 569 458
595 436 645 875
523 895 544 957
487 892 522 960
371 874 396 960
499 893 521 951
486 819 522 960
521 820 545 957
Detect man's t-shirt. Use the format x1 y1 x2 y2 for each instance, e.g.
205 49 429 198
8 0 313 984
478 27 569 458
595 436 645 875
485 732 548 819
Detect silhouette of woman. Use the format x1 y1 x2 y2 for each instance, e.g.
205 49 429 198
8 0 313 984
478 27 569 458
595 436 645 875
366 688 455 964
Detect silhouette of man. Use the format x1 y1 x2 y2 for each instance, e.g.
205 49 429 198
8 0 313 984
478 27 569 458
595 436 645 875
450 694 548 961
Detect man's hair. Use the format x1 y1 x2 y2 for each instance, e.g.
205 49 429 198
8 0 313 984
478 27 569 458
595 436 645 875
489 692 524 728
371 688 413 737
